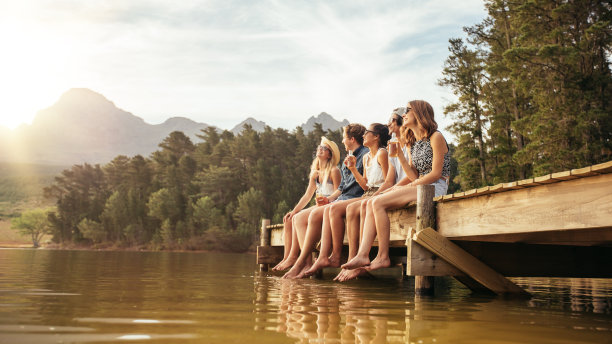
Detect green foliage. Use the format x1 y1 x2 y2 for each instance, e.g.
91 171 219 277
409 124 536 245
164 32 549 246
11 208 54 247
440 0 612 189
44 125 344 251
77 218 105 244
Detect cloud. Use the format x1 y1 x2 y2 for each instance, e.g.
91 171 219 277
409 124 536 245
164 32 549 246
0 0 486 135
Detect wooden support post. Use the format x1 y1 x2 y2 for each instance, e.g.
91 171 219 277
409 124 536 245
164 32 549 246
413 227 529 296
415 185 435 296
259 219 271 272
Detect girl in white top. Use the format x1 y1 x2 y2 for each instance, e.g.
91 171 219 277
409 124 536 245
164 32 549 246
304 123 391 277
272 137 341 271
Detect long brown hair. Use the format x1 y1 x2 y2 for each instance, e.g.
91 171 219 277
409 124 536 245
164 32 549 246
403 100 438 147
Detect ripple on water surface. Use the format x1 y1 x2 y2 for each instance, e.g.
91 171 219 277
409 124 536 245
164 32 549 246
0 249 611 343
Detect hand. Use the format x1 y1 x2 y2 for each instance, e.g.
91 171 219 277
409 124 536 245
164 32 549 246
344 155 356 168
283 211 294 223
315 196 330 206
388 142 398 157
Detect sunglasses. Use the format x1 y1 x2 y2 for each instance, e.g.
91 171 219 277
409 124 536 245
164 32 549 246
318 145 330 151
364 129 377 135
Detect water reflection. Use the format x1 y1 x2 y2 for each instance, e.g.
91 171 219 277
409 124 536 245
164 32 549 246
255 273 612 343
1 249 612 343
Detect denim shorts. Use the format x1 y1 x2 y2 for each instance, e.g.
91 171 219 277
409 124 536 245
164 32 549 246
431 178 449 197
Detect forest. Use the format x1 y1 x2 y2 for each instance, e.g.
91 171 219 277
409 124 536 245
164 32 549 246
14 0 612 251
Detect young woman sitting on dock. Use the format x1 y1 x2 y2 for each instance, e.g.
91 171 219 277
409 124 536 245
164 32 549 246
341 100 450 273
271 137 341 271
282 124 368 279
334 108 414 281
303 122 391 277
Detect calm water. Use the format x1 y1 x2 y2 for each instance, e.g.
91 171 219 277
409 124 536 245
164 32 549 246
0 249 611 343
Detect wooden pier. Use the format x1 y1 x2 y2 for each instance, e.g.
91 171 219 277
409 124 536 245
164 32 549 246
257 161 612 295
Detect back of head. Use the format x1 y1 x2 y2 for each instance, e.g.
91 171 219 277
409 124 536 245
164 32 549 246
344 123 366 145
370 123 391 147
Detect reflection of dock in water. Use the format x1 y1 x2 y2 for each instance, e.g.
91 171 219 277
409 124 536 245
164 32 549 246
257 161 612 295
253 275 612 343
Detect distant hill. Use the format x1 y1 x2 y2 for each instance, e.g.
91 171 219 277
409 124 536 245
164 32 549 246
230 113 349 135
231 117 267 135
0 88 350 165
301 112 349 133
0 89 212 165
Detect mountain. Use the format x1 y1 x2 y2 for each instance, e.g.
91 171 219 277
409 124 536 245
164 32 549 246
301 112 349 133
231 117 267 135
0 88 351 165
0 89 212 165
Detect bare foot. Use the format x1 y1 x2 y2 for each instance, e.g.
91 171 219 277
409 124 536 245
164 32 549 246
282 260 305 279
272 256 297 271
293 263 313 279
338 268 370 282
303 256 340 277
341 255 371 270
333 268 349 281
365 257 391 271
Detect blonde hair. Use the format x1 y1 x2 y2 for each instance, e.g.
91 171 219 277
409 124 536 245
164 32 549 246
310 147 334 185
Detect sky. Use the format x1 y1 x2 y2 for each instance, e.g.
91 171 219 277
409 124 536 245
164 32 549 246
0 0 487 134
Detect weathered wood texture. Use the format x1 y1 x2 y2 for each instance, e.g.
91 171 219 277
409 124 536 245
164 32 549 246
437 173 612 240
406 238 464 276
414 185 436 295
434 160 612 203
413 228 528 295
259 219 272 271
257 246 284 264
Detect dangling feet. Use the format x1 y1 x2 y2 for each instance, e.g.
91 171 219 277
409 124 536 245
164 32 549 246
366 256 391 271
272 256 297 271
333 268 372 282
341 255 371 270
282 260 312 279
303 255 340 277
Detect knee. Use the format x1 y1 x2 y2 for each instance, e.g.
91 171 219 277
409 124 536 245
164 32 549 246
371 197 383 210
329 203 342 218
346 203 359 219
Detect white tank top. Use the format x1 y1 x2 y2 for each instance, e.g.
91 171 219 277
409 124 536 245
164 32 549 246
316 176 335 197
388 145 409 183
364 148 386 188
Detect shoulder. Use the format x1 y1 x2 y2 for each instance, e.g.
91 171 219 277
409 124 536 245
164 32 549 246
332 166 341 175
429 132 448 152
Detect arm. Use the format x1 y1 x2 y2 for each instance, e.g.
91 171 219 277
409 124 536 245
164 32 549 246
371 149 390 196
376 159 396 195
325 167 343 202
409 132 448 186
291 174 317 214
396 144 419 182
348 155 369 191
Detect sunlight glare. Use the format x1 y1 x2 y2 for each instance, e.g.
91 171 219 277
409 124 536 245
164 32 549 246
0 20 74 129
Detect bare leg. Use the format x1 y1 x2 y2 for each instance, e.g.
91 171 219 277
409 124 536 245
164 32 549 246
304 206 337 276
272 215 293 270
283 206 326 279
333 199 365 281
277 207 314 271
345 200 363 260
342 186 417 270
369 186 417 270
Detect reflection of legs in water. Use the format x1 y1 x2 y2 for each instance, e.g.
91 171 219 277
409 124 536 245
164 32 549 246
342 186 417 271
283 206 326 279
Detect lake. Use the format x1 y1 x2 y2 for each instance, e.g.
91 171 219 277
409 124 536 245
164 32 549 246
0 249 610 343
